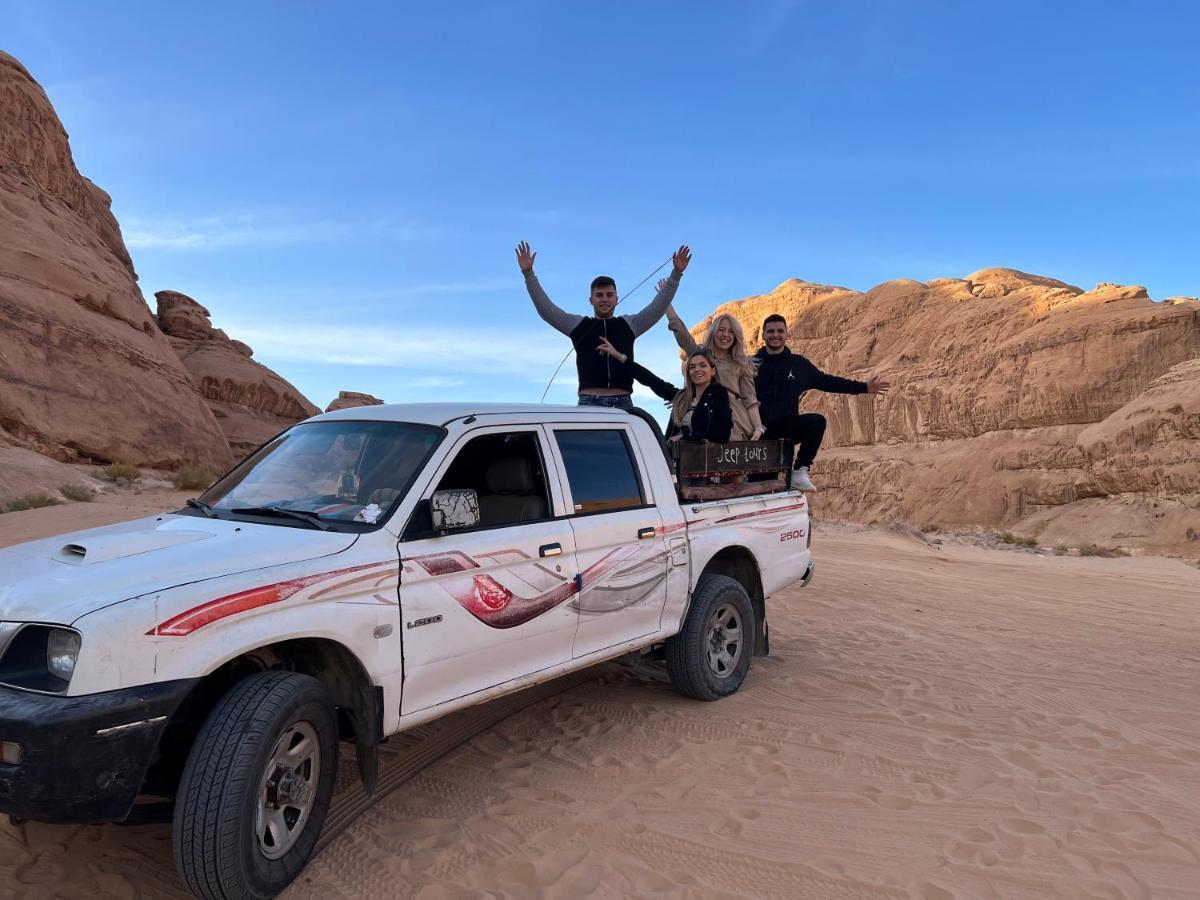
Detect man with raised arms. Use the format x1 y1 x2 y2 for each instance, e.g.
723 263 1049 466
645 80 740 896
517 241 691 408
755 313 891 491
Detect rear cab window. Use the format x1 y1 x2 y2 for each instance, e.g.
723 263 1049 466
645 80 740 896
553 428 646 515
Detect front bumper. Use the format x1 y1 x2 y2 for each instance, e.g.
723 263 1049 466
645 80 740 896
0 678 197 823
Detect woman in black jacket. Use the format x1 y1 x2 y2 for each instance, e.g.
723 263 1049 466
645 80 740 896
597 339 732 442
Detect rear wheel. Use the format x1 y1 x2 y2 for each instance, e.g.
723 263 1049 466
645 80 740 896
665 574 755 700
173 671 338 899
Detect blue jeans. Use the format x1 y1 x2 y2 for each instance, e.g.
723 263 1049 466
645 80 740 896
578 394 634 409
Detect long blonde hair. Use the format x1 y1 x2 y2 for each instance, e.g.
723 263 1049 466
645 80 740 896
671 351 721 425
701 314 756 379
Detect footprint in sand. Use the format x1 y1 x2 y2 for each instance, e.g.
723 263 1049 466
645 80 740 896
997 747 1057 777
855 785 914 810
912 880 958 899
943 820 1039 867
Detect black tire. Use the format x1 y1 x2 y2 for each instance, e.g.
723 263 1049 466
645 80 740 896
665 574 755 701
173 671 339 900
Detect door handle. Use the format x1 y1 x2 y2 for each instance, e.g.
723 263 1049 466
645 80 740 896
637 527 657 540
539 542 562 558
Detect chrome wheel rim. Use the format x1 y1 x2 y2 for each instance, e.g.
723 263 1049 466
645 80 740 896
255 720 320 860
705 601 743 678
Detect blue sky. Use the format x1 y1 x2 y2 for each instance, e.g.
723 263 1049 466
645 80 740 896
5 1 1198 413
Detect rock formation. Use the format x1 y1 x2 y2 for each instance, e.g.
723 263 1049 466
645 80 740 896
0 51 232 469
325 391 385 412
698 269 1200 555
155 291 319 458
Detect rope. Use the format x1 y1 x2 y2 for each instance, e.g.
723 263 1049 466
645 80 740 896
538 256 675 403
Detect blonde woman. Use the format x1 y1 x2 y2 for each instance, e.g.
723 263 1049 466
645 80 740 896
663 294 764 440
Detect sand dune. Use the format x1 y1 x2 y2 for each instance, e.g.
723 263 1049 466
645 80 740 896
2 504 1199 898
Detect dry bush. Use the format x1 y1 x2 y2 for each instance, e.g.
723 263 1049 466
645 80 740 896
2 493 63 514
103 462 141 485
1001 532 1037 548
1078 543 1126 558
60 483 95 502
172 463 216 491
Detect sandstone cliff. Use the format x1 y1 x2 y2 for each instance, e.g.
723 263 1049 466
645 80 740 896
698 269 1200 555
155 291 319 458
0 51 232 469
325 391 384 412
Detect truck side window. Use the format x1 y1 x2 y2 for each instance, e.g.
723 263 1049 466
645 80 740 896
554 429 645 514
430 431 551 529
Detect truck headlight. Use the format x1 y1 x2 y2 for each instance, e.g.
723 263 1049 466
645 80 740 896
0 625 82 693
47 629 82 681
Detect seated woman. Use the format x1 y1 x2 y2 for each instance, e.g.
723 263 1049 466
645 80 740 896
663 298 764 441
596 339 731 443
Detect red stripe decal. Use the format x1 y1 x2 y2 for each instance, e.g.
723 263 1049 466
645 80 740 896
714 501 807 524
148 561 390 637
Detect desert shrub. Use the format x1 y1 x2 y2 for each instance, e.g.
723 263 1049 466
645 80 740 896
1054 545 1070 556
920 522 940 533
1001 533 1037 548
172 463 216 491
60 483 95 502
103 462 141 485
2 493 63 514
1078 543 1126 558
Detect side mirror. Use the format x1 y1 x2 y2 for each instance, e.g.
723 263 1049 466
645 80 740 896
430 488 480 532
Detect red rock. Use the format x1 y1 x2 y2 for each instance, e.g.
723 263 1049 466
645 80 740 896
0 52 232 469
700 268 1200 555
155 291 319 459
325 391 385 412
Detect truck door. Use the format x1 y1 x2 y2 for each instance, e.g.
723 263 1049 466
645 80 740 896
398 426 578 714
546 424 670 659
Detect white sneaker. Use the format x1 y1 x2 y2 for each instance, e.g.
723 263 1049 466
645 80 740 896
791 466 816 492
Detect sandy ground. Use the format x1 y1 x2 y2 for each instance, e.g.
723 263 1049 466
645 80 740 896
2 502 1199 899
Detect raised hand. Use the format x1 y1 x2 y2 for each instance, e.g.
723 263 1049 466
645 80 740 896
866 377 891 396
595 337 626 362
515 241 537 273
672 244 692 274
656 277 670 294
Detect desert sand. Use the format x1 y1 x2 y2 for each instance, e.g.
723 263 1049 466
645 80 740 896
2 498 1198 899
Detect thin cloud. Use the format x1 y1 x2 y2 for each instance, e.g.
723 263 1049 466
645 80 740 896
226 320 570 380
410 375 467 388
123 214 438 250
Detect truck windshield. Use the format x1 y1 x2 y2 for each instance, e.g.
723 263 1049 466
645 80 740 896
197 421 442 529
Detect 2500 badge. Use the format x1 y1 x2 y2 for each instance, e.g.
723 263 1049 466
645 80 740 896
780 529 806 542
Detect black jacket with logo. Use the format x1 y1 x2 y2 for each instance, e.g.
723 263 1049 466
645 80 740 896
753 347 867 427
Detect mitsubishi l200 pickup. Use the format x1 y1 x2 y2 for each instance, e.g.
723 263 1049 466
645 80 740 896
0 403 813 898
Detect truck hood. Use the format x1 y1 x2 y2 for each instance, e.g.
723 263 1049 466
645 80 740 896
0 514 359 624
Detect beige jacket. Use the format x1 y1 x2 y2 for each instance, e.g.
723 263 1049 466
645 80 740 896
666 308 763 441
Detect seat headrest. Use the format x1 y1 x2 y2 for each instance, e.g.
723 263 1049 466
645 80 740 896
486 456 537 493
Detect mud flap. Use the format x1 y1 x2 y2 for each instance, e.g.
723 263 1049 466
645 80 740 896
353 685 384 794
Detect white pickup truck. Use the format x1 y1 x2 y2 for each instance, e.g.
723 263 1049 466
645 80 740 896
0 403 813 898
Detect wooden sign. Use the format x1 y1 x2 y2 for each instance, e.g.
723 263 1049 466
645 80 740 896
676 440 792 478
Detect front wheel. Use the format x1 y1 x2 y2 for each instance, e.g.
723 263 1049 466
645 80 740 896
665 574 755 700
173 671 339 899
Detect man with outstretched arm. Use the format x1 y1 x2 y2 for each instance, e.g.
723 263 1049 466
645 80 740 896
754 313 890 491
517 241 691 408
